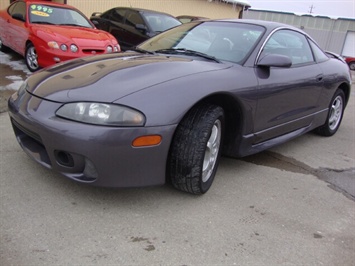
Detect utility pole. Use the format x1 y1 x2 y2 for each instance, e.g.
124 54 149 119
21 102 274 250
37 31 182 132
309 4 315 14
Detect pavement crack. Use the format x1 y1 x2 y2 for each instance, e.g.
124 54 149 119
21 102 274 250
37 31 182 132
241 151 355 201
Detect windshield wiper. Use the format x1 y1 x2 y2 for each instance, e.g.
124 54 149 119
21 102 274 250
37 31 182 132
156 48 221 63
59 23 90 28
31 21 55 25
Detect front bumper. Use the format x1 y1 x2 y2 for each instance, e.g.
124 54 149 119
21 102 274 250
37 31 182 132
37 46 114 68
8 91 177 187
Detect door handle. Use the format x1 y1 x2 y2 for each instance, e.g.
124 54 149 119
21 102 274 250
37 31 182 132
316 75 324 82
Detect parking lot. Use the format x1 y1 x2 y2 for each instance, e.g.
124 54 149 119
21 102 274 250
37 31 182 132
1 51 355 265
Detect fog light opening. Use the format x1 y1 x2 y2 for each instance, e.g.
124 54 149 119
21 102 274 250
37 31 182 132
55 150 74 167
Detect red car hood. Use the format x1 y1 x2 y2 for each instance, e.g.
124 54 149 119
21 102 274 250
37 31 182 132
26 52 231 103
31 24 114 47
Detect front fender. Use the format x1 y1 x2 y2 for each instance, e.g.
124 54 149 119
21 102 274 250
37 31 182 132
116 66 258 127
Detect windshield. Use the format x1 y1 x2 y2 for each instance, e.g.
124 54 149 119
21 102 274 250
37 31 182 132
142 12 181 32
29 4 93 28
139 21 265 64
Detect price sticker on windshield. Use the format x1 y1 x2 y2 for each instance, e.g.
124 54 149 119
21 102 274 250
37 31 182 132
30 5 53 17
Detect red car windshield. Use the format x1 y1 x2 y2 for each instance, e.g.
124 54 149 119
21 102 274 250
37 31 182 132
29 4 93 28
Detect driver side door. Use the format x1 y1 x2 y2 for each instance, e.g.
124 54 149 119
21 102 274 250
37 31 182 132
5 1 28 55
254 29 324 143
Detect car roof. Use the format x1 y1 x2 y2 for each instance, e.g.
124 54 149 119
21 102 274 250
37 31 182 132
111 7 176 17
217 18 301 31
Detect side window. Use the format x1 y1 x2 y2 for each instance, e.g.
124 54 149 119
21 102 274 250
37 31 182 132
261 29 315 66
100 10 112 20
111 8 125 23
8 3 15 14
8 1 26 20
125 11 145 27
309 40 329 63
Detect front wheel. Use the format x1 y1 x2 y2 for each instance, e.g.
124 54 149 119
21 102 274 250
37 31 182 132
349 62 355 71
168 104 224 194
25 43 40 72
315 89 345 136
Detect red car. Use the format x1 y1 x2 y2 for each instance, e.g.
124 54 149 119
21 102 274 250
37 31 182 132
0 0 120 71
344 56 355 70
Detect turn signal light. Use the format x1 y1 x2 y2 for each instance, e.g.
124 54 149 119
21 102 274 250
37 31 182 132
132 135 162 147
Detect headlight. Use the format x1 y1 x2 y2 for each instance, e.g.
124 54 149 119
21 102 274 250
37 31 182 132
60 44 68 51
70 44 78 53
48 41 59 49
106 45 113 53
56 102 146 126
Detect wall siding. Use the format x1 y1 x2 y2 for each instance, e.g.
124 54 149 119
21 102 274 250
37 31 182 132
67 0 242 18
244 9 355 55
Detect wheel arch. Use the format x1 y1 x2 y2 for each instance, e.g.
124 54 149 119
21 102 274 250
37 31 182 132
25 40 34 52
338 81 351 107
25 40 32 46
199 93 245 156
170 92 246 158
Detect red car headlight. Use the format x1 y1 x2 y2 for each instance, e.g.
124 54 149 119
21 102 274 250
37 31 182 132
48 41 60 49
70 44 79 53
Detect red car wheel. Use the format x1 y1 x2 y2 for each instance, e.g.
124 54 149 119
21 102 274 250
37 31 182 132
25 43 40 72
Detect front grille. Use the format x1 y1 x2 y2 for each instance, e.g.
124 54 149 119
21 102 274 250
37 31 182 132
11 118 43 144
82 49 105 55
11 118 52 167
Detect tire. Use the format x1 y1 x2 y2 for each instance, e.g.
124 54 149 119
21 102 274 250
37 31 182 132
0 37 9 52
168 104 224 194
315 89 345 136
349 62 355 71
25 43 40 72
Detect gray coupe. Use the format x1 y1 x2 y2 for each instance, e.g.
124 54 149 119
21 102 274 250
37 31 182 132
8 19 351 194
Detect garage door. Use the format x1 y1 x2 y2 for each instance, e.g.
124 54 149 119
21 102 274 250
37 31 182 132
342 31 355 57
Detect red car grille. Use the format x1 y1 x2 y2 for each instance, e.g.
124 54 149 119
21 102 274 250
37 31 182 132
82 49 105 55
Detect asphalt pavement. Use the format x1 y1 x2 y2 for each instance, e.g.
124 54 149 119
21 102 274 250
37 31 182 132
0 52 355 265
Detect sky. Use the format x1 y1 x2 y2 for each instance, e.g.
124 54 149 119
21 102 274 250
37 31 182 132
246 0 355 18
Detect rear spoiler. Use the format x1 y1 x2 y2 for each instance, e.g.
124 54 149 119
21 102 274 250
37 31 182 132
91 12 102 17
325 51 346 64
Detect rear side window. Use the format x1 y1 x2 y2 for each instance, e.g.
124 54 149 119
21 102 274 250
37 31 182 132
309 40 329 63
125 11 144 27
102 9 125 23
8 1 26 20
261 29 315 66
111 8 125 23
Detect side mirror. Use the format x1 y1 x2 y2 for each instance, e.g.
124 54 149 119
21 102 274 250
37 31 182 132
12 13 25 22
257 54 292 68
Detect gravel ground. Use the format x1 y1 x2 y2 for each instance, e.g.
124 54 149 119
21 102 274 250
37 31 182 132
0 90 14 113
0 50 30 113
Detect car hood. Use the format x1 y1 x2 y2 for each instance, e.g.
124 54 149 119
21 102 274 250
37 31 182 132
31 25 114 46
26 52 232 103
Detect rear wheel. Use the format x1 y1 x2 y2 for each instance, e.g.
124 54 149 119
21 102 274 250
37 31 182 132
25 43 40 72
0 37 9 52
315 89 345 136
168 104 224 194
349 62 355 71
